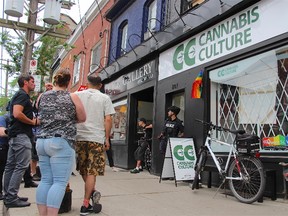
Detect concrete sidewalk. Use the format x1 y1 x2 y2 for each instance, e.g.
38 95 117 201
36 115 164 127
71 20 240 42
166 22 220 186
2 166 288 216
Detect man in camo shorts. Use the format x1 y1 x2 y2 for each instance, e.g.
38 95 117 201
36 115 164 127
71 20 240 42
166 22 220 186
75 76 115 215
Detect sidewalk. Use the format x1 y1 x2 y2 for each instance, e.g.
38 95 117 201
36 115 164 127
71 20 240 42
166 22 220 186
2 166 288 216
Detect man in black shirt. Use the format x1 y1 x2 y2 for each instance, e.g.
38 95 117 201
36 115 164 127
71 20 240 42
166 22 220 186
3 74 38 208
158 106 184 154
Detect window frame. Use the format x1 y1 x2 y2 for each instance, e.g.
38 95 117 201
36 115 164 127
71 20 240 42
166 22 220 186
118 21 128 57
143 0 157 40
73 55 81 85
90 42 102 73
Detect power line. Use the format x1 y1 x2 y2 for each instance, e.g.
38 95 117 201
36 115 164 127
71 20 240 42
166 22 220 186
77 0 87 50
95 0 104 28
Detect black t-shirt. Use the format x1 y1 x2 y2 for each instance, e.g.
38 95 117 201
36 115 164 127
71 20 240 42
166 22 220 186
143 125 152 140
9 89 34 138
162 117 184 138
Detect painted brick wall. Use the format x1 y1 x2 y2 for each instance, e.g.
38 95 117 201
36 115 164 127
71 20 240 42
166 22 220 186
108 0 164 64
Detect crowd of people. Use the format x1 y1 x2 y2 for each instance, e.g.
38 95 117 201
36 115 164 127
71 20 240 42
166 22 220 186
0 70 184 215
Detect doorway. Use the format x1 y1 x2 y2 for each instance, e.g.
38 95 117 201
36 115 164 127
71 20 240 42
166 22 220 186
128 87 154 169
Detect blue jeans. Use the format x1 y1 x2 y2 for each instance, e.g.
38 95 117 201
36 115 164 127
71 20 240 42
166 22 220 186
36 137 75 209
4 134 32 203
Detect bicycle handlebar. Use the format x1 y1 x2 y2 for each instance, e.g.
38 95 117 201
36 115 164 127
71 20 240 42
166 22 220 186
195 119 246 135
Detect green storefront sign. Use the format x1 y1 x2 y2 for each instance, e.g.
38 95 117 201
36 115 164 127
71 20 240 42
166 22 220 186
172 6 259 71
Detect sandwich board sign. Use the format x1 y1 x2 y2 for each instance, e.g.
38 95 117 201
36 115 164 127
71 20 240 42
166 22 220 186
160 138 197 186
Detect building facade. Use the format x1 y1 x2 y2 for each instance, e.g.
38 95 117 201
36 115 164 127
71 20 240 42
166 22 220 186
55 0 288 197
53 0 113 92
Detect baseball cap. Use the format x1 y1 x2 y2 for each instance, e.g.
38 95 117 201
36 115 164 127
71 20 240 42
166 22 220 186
138 118 146 123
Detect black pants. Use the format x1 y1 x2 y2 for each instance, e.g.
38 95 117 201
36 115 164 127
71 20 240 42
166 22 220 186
23 165 33 185
134 140 148 161
106 139 114 167
0 147 8 193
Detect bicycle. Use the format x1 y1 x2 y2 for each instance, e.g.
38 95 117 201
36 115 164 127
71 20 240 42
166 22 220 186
144 142 152 173
191 119 266 204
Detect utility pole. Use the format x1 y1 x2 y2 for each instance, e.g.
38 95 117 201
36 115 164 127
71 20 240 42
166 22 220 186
21 0 38 75
2 0 75 75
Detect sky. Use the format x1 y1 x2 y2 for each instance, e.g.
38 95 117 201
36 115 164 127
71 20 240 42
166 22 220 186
0 0 95 94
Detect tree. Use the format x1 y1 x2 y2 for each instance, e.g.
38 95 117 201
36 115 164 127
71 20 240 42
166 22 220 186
33 35 63 80
0 30 65 80
0 31 23 78
0 30 73 111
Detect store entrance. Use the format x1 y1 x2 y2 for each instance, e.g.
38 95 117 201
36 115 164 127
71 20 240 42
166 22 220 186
128 87 154 169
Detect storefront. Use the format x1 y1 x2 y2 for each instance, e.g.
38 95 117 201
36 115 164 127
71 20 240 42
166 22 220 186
157 0 288 195
104 60 157 169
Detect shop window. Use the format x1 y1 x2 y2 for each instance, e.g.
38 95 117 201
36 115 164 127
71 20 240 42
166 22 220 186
111 99 127 141
209 44 288 152
143 0 157 40
73 55 81 85
90 43 102 73
172 92 185 125
117 21 128 57
181 0 205 14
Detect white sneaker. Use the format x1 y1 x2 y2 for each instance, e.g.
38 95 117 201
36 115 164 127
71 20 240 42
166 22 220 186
112 167 119 172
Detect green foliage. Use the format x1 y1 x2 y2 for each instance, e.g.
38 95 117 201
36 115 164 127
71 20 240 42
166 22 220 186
0 31 23 77
0 25 75 111
33 35 63 79
0 96 11 115
0 29 75 86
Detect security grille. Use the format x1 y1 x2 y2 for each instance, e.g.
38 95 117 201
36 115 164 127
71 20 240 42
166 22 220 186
211 46 288 150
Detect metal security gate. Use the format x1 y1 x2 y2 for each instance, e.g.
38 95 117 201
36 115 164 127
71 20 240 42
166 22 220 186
210 46 288 148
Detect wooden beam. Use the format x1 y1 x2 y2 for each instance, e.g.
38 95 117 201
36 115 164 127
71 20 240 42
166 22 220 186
0 18 71 39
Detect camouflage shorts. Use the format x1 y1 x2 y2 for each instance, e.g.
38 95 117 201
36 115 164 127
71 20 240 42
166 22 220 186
75 141 105 176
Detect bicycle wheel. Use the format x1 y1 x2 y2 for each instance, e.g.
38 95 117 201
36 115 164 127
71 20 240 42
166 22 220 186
191 150 207 190
144 147 152 173
228 156 265 204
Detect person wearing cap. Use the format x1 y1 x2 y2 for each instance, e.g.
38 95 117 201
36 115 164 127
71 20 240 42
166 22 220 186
75 75 115 215
130 118 152 174
158 106 184 154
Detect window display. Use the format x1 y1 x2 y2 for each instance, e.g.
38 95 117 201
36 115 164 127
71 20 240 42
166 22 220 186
111 100 127 141
210 44 288 152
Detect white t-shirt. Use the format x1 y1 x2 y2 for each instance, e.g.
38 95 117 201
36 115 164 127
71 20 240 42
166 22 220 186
75 88 115 144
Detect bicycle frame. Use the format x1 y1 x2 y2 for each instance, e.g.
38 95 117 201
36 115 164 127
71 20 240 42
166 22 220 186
205 133 243 181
